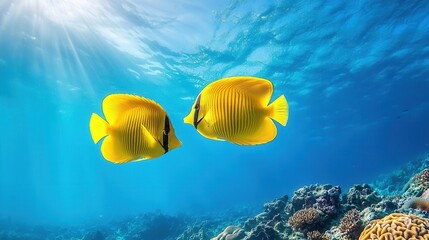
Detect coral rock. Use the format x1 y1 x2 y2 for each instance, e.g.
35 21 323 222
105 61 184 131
290 184 341 215
360 196 400 226
402 169 429 198
211 226 245 240
346 184 381 210
263 195 288 218
421 188 429 199
359 213 429 240
246 224 281 240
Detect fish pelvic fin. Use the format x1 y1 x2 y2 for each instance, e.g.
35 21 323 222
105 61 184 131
90 113 109 144
268 95 288 126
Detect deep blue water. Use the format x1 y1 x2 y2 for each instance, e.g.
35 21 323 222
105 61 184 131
0 0 429 226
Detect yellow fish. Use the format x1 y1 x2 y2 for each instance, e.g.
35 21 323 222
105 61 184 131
184 76 288 145
89 94 181 163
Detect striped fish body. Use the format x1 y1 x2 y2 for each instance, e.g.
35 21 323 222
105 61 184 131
184 76 288 145
109 107 165 161
90 94 181 163
198 86 267 143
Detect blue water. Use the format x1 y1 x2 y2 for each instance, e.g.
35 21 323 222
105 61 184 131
1 0 429 226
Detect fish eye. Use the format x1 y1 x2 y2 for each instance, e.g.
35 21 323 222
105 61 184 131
194 104 200 110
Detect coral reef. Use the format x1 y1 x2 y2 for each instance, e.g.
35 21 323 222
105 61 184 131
109 212 188 240
338 209 362 239
263 195 288 218
288 208 320 231
3 154 429 240
306 230 322 240
359 196 401 226
289 184 341 216
211 226 244 240
372 154 429 196
359 213 429 239
346 184 381 210
403 168 429 198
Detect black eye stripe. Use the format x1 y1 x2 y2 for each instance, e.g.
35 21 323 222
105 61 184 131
164 115 170 134
193 94 202 129
161 115 170 153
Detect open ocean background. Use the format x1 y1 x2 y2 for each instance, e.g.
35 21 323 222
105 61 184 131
1 0 429 228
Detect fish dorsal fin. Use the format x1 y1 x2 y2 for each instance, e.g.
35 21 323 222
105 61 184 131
211 76 274 106
102 94 160 124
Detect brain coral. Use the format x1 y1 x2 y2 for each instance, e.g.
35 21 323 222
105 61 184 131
359 213 429 240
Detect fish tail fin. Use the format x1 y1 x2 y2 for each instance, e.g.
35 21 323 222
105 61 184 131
90 113 109 144
268 95 288 126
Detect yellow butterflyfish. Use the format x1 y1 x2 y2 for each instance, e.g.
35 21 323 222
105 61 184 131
90 94 181 163
184 76 288 145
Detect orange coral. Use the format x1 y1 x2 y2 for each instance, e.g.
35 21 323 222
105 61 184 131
359 213 429 240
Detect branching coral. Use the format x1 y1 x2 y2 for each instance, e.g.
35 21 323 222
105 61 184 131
359 213 429 240
307 230 322 240
415 169 429 185
288 208 320 230
403 169 429 198
339 209 362 238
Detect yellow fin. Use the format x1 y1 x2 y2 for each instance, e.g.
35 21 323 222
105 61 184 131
214 76 273 106
102 94 159 124
135 124 164 161
268 95 288 126
100 125 159 163
89 113 109 144
232 118 277 145
141 124 159 149
100 135 132 164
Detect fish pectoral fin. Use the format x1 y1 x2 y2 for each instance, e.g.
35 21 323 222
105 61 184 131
139 124 164 159
232 118 277 145
101 135 132 164
140 124 158 148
